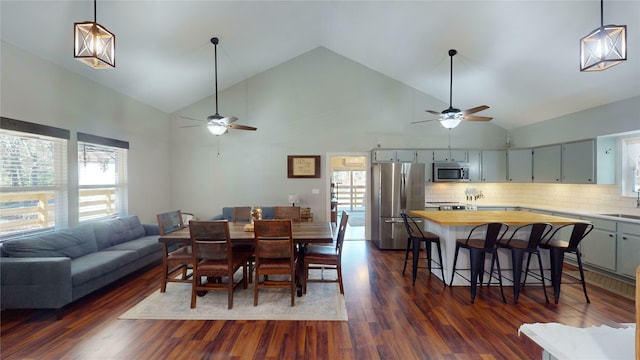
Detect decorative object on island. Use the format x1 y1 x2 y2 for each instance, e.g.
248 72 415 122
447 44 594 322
288 194 299 207
580 0 627 72
178 37 256 135
287 155 321 178
74 0 115 68
411 49 492 129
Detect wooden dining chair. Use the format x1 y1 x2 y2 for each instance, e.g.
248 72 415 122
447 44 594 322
253 219 297 306
188 220 251 309
303 211 349 294
274 206 301 222
157 210 193 293
232 207 252 223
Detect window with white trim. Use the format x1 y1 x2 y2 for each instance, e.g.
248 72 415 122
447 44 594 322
77 133 128 222
621 136 640 196
0 118 69 239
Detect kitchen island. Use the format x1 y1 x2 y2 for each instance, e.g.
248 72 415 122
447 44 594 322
409 210 584 286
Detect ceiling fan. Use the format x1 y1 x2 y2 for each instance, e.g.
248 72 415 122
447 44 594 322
411 49 492 129
180 37 257 136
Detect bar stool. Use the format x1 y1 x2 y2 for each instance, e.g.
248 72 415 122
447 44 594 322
450 222 509 303
400 213 446 286
535 222 594 304
497 222 552 304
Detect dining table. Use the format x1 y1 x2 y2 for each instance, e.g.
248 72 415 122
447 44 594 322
159 221 335 296
408 210 586 296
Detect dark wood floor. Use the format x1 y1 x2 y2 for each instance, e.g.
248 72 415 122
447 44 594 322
1 241 635 359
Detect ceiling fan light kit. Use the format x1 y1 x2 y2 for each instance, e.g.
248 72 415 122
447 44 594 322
74 0 115 68
580 0 627 72
179 37 256 135
411 49 492 129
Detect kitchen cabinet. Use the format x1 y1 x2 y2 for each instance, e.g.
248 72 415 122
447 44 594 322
617 222 640 278
561 138 615 184
562 140 595 183
532 145 561 183
480 150 507 182
372 149 417 163
433 149 468 162
416 150 435 182
467 150 482 182
507 149 532 182
580 217 617 272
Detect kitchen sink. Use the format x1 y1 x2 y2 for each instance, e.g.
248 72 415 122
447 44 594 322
599 213 640 220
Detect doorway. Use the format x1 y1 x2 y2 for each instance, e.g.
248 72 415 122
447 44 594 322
329 155 368 240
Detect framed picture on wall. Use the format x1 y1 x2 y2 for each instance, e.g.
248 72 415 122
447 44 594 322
287 155 320 178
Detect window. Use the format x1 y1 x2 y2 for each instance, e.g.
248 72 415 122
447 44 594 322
621 136 640 196
0 118 69 238
78 133 128 222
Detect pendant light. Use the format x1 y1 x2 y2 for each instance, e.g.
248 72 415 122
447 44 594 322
580 0 626 72
74 0 115 69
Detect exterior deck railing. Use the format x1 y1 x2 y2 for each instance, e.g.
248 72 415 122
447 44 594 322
0 188 116 235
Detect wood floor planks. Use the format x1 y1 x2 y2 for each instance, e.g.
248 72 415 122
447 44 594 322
0 240 635 359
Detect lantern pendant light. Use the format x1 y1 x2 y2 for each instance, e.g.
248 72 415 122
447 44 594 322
74 0 115 69
580 0 626 72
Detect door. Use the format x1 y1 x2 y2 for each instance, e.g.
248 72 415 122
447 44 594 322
330 155 368 241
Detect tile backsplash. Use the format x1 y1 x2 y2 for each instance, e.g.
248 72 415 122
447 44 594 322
425 183 640 215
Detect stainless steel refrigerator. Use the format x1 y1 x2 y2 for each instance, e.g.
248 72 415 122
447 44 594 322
371 162 425 249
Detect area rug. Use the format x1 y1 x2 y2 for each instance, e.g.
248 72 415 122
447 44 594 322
565 270 635 300
119 272 347 321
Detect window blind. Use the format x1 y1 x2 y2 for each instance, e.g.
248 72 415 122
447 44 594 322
0 119 69 238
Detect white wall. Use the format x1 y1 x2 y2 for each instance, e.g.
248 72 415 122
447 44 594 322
0 42 172 224
510 96 640 148
170 47 509 220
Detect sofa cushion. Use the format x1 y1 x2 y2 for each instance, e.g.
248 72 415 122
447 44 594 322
71 250 139 286
103 235 162 258
93 216 146 250
1 225 97 259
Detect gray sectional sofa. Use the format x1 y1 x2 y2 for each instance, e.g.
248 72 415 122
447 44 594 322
0 216 162 315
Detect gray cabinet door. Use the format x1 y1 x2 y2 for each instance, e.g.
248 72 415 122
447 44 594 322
481 150 507 182
581 228 617 272
507 149 532 182
416 150 434 182
562 140 595 183
618 223 640 278
533 145 561 183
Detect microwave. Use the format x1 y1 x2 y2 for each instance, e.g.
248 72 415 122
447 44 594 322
433 162 470 182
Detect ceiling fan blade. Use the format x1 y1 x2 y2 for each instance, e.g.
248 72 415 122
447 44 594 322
463 105 489 115
463 115 493 121
229 124 257 131
179 124 203 128
179 116 204 122
225 116 239 124
410 119 437 124
425 110 442 115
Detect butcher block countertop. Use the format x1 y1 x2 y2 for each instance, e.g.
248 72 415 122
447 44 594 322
410 210 584 227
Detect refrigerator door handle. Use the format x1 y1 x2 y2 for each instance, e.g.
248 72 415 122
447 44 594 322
383 219 405 224
400 171 406 210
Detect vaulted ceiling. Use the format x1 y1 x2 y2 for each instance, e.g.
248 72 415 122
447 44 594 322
2 1 638 130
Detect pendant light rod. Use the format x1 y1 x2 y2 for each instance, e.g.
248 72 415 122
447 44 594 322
448 49 456 109
600 0 604 27
93 0 97 22
211 37 220 116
